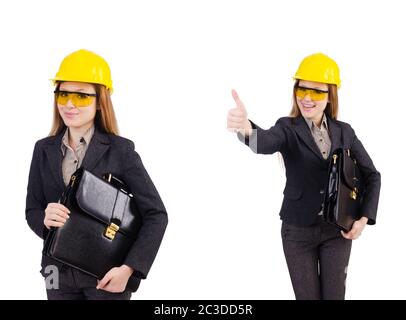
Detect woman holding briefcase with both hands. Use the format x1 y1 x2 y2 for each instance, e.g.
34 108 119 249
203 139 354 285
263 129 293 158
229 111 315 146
25 49 168 300
227 53 381 300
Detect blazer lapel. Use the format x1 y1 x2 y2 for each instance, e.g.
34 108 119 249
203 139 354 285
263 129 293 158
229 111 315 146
293 116 326 161
327 115 342 157
81 127 111 172
45 130 66 192
45 126 111 192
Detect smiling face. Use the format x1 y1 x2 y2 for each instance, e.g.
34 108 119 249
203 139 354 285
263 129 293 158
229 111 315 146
56 81 97 130
296 80 329 125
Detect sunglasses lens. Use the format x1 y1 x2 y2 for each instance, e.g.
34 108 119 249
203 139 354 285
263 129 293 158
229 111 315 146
295 87 307 99
311 91 327 101
296 88 327 101
55 92 95 107
56 92 69 105
72 93 94 107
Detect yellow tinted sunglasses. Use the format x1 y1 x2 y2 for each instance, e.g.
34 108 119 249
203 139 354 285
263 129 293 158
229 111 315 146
295 86 328 101
54 90 97 107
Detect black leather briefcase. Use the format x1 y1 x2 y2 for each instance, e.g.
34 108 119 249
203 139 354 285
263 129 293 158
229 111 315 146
43 168 141 279
323 148 364 232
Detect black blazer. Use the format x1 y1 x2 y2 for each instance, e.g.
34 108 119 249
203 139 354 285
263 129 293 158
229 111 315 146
25 126 168 291
239 115 381 226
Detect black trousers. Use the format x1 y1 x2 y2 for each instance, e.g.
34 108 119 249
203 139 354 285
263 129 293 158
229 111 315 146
281 217 352 300
44 265 132 300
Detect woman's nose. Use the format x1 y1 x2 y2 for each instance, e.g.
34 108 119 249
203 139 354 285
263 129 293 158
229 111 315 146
303 93 312 101
65 99 77 109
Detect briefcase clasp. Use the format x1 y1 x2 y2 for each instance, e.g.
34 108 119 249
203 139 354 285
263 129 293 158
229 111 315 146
104 223 120 240
350 188 358 200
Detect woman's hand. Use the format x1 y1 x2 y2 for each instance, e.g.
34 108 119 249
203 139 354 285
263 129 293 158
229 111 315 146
341 217 369 240
44 203 70 229
96 265 134 293
227 89 253 137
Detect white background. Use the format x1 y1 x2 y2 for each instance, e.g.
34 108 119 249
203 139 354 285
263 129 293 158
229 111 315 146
0 0 404 299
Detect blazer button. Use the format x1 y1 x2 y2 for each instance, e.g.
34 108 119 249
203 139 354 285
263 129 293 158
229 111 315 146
320 190 324 194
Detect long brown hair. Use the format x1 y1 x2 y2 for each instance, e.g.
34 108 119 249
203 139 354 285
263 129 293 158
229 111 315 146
48 82 119 136
288 80 339 119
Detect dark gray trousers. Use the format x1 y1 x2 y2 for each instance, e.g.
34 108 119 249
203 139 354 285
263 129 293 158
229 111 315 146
281 217 352 300
45 265 132 300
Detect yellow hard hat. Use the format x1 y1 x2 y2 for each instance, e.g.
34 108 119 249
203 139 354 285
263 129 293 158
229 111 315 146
51 49 113 92
294 53 341 88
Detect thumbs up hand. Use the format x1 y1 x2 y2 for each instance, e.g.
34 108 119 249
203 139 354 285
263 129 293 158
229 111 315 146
227 89 253 136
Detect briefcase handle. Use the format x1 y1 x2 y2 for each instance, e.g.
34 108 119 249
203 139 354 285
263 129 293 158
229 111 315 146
102 173 133 198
